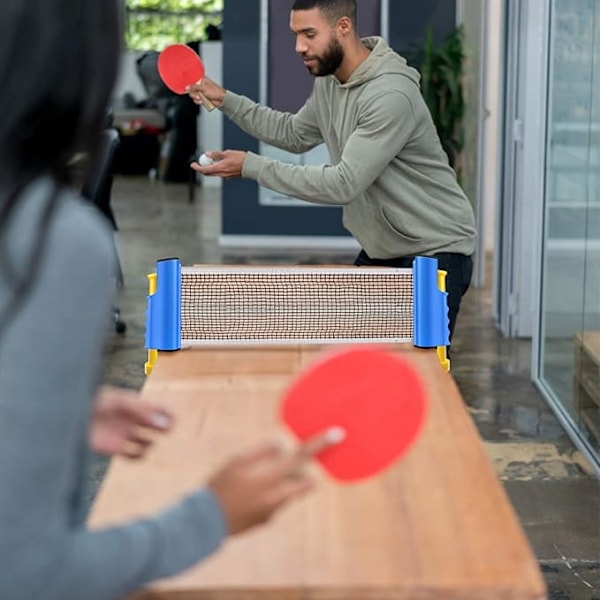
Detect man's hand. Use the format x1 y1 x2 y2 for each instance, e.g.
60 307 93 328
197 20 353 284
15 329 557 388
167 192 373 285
187 77 226 108
89 386 173 459
191 150 246 179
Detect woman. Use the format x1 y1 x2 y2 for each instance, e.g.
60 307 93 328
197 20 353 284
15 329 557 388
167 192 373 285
0 2 339 598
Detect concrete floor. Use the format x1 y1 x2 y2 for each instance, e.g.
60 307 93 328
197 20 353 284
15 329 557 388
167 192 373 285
95 176 599 600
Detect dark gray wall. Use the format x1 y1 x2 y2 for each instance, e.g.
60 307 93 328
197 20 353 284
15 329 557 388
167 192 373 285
270 0 381 112
221 0 262 238
221 0 457 240
222 0 381 239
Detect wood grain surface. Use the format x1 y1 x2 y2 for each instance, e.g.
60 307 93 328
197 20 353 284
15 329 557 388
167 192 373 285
89 345 546 600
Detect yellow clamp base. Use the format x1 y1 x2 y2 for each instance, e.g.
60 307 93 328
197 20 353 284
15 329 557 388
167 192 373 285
144 272 158 375
437 269 451 372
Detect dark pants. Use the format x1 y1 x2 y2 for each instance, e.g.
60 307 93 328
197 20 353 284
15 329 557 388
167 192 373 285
354 250 473 344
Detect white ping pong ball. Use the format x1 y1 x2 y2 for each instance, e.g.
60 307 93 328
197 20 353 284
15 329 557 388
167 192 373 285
198 153 214 166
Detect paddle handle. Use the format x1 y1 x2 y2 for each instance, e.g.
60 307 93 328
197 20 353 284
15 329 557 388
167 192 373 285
197 91 216 112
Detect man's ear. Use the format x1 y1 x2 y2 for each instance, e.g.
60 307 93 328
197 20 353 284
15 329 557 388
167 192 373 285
337 16 353 36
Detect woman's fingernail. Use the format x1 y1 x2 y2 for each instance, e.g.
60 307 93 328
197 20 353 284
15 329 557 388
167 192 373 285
153 413 171 429
325 427 346 445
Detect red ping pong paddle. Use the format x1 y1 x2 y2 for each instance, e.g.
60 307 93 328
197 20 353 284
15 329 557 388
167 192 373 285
281 347 428 483
158 44 215 111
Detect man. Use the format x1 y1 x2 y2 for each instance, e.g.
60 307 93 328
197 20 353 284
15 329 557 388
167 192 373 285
189 0 477 343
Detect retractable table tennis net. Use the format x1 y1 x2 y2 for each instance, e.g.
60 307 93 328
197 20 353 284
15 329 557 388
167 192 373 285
144 257 449 372
180 267 414 344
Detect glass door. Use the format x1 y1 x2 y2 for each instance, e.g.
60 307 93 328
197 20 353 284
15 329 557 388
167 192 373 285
538 0 600 471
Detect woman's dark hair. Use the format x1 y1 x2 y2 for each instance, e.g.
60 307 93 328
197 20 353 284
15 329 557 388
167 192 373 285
0 0 123 338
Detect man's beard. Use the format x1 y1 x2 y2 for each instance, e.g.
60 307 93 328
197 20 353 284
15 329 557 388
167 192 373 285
305 36 344 77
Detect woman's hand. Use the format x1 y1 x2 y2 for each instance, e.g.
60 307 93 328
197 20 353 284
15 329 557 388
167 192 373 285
89 386 172 459
207 428 345 535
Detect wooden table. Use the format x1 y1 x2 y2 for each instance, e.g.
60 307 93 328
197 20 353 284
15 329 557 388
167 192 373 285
89 345 546 599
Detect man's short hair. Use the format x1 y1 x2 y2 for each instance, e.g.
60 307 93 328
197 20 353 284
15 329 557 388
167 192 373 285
291 0 357 27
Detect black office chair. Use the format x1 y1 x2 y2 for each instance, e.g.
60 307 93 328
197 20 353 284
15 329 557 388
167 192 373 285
81 127 126 334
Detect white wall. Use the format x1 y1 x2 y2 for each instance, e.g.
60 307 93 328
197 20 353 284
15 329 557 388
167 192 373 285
113 51 149 105
482 0 503 253
456 0 485 285
456 0 504 281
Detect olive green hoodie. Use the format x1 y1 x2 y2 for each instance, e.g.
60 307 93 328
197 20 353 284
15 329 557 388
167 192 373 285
221 36 477 259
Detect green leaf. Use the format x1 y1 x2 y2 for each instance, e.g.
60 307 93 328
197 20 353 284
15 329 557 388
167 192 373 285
125 0 223 50
413 26 465 174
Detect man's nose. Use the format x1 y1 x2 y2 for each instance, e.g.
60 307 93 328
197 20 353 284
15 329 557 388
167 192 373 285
295 39 308 54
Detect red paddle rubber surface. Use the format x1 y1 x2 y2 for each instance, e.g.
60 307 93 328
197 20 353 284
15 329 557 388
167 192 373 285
281 347 428 482
158 44 205 94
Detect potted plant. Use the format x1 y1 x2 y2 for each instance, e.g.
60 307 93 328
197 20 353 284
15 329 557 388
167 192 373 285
404 26 466 183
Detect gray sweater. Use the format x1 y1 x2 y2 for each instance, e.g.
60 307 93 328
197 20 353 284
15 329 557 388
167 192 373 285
0 179 226 599
222 37 477 259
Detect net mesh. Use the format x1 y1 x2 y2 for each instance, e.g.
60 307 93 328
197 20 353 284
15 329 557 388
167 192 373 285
180 266 413 345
